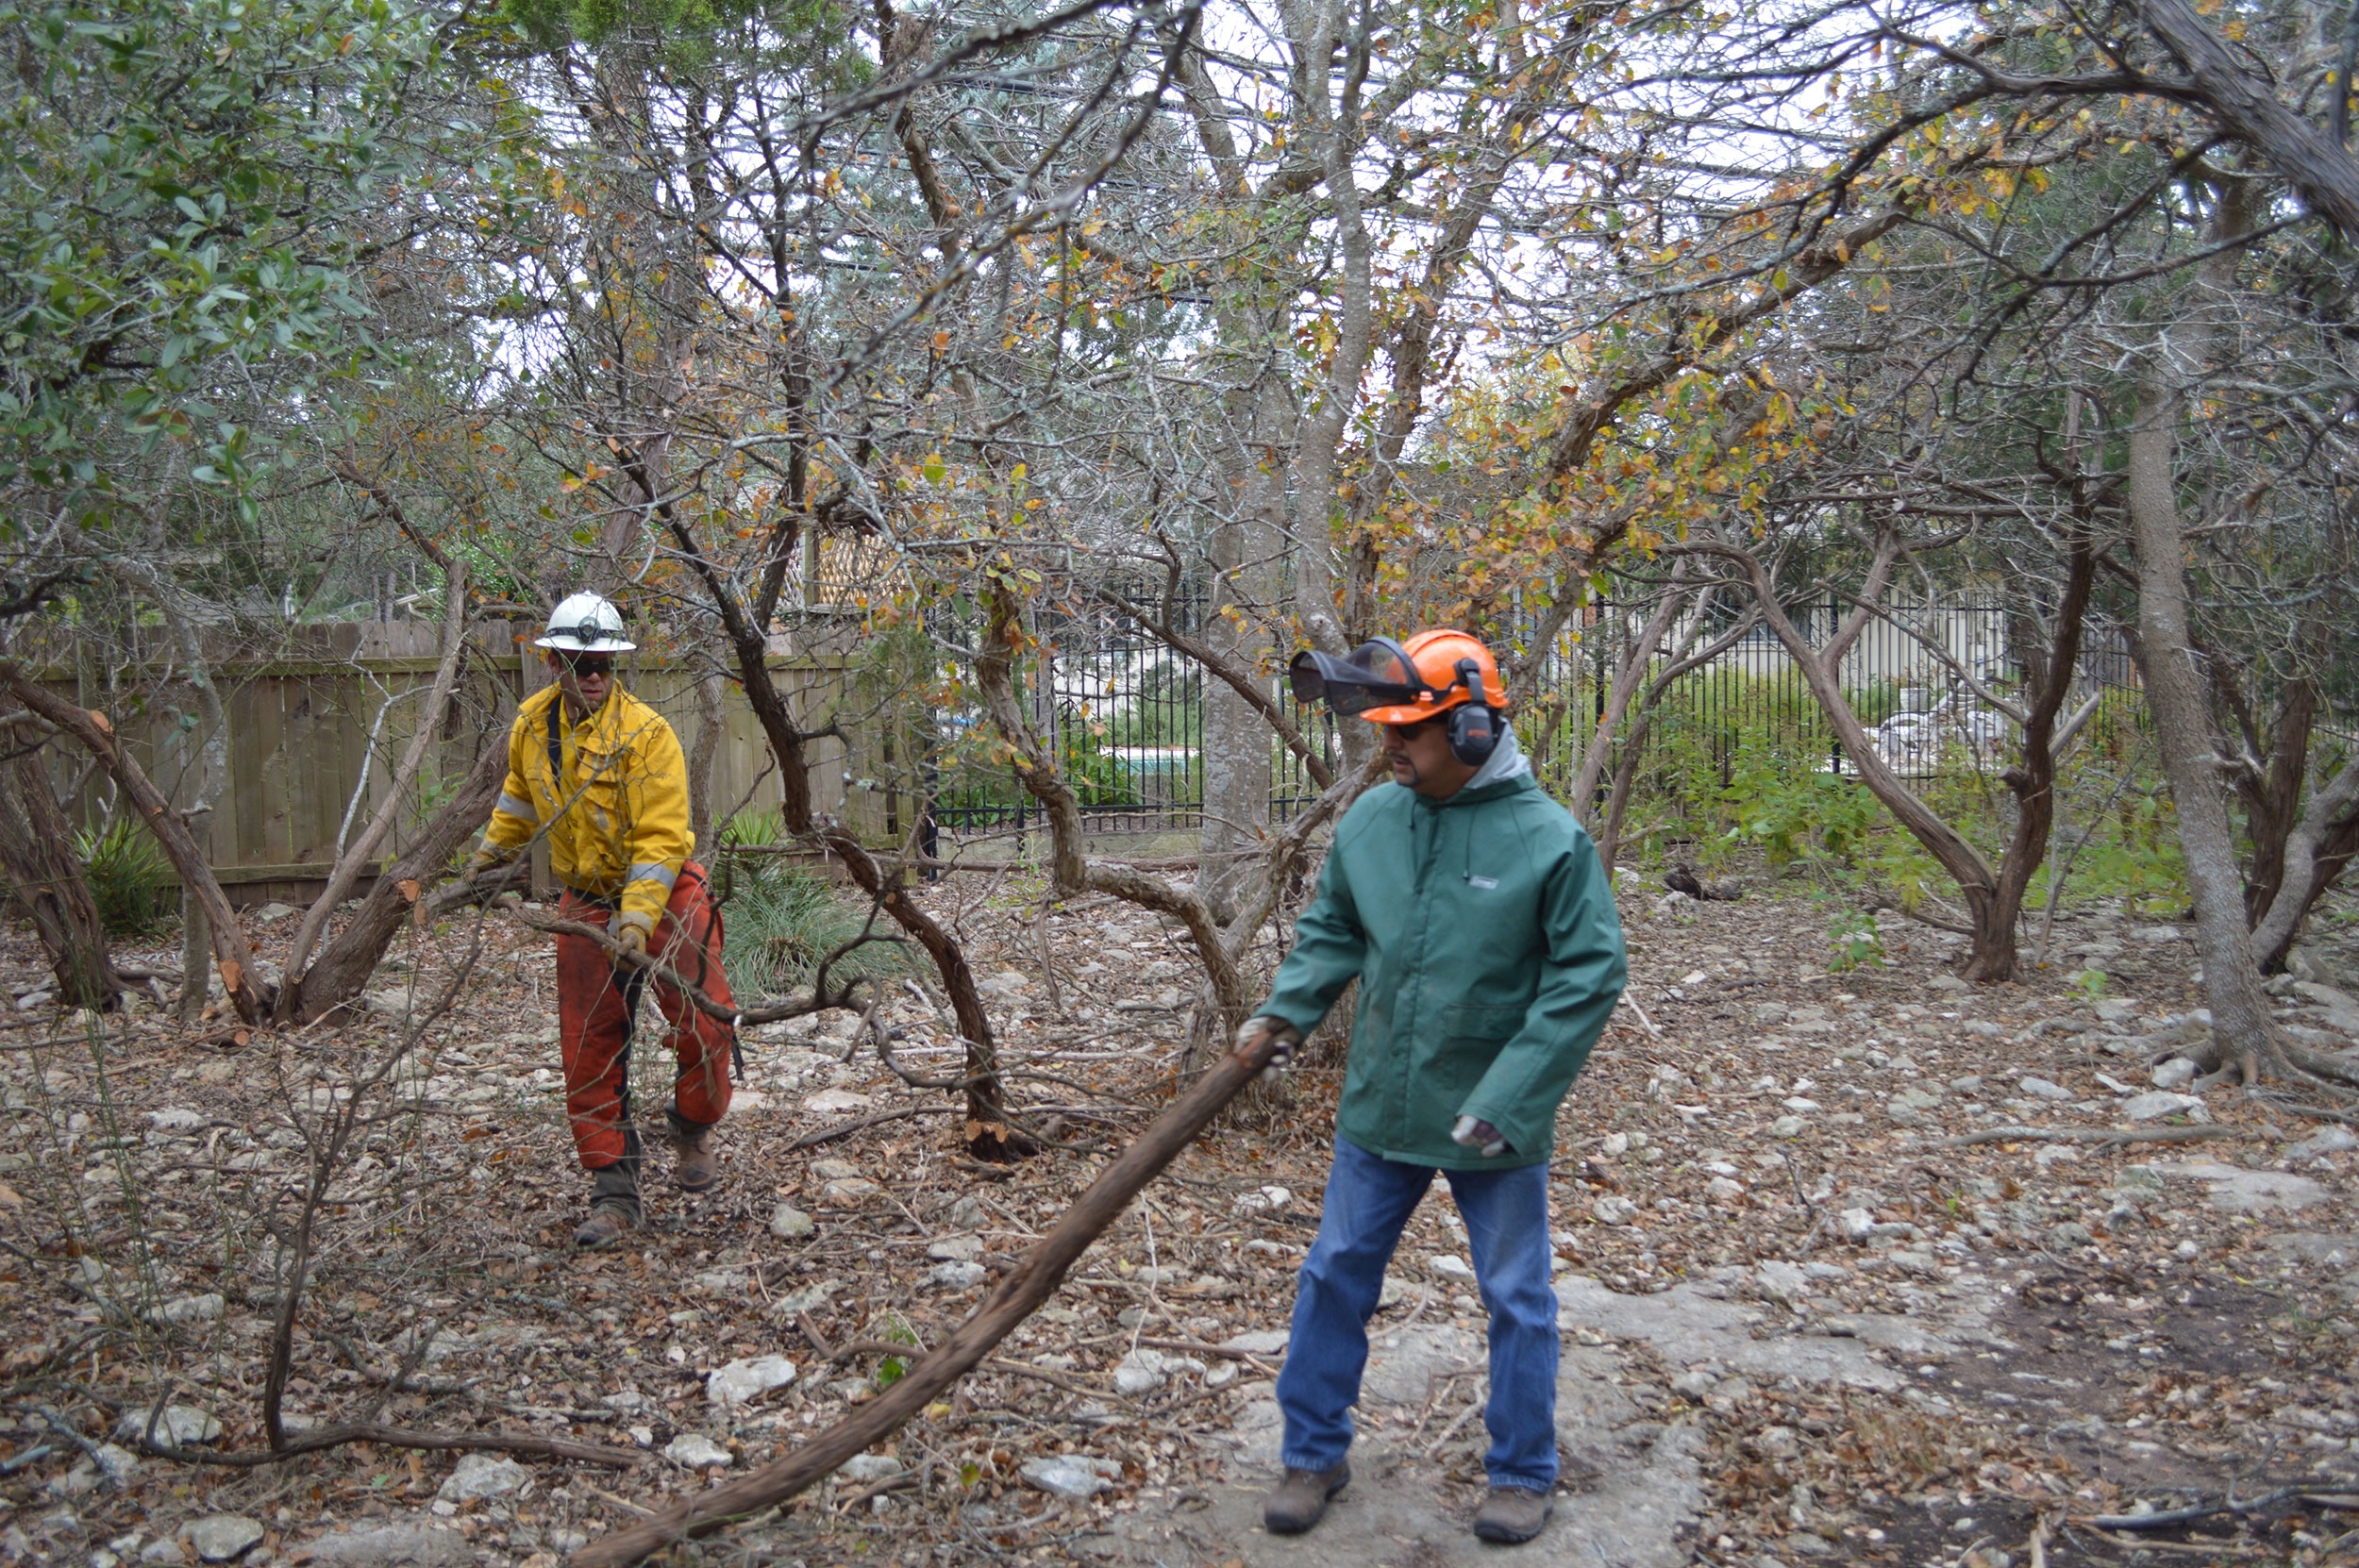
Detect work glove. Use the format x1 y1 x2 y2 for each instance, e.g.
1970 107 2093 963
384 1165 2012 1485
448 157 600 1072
1451 1114 1510 1159
1237 1017 1303 1083
609 909 654 961
464 845 509 878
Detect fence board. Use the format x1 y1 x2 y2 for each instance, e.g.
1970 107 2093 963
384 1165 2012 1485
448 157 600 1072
19 623 878 895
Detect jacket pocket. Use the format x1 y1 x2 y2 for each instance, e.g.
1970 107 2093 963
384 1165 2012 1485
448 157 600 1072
1441 1002 1524 1042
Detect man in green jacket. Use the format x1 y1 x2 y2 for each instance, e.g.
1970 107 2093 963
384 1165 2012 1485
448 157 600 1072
1246 628 1627 1545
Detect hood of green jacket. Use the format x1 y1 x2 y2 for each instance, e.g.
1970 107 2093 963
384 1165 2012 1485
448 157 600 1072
1256 770 1627 1168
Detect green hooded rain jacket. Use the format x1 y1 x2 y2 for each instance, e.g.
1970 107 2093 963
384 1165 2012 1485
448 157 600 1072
1254 733 1627 1169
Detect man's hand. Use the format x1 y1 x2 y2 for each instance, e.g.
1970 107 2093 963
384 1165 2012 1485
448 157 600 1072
1451 1114 1509 1158
464 846 507 879
610 910 653 961
1237 1017 1303 1082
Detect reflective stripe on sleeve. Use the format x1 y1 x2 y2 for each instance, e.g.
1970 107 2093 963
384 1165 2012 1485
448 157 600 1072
494 792 540 822
627 862 681 892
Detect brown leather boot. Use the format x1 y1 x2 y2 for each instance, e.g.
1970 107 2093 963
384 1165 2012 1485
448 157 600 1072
575 1161 641 1249
1472 1487 1553 1543
668 1110 719 1193
573 1207 633 1249
1263 1460 1349 1535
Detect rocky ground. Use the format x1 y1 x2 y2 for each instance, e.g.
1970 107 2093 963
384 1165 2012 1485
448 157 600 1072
2 860 2359 1568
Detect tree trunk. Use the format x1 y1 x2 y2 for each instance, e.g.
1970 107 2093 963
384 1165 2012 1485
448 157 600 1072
172 621 229 1022
1198 394 1280 926
1598 707 1654 876
282 738 509 1024
1975 538 2097 984
2234 677 2315 928
3 674 268 1022
668 514 1023 1160
0 699 121 1009
688 665 725 853
2249 758 2359 974
2127 376 2286 1079
2132 0 2359 240
280 561 469 1014
1718 528 2007 972
1570 568 1695 827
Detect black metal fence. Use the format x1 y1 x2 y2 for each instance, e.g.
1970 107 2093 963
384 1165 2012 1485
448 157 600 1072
932 593 1343 837
929 590 2136 839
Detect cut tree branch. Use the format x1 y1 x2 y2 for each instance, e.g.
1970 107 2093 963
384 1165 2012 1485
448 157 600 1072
568 1026 1289 1567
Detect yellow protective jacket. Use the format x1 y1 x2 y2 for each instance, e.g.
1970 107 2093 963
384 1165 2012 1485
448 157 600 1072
477 683 694 927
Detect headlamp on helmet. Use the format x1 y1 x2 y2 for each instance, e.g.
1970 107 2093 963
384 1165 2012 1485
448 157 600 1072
533 592 637 654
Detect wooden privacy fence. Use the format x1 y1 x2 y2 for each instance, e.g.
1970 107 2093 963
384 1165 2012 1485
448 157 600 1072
16 621 897 906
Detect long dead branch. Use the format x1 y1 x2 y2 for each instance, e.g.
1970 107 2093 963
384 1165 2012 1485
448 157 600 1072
502 906 860 1026
128 1421 640 1471
568 1025 1289 1568
1932 1124 2242 1148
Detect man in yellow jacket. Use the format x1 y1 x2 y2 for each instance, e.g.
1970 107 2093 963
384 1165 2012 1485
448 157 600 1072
469 592 737 1248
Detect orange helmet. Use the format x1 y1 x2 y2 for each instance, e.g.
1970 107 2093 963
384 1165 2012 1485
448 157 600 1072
1288 628 1506 726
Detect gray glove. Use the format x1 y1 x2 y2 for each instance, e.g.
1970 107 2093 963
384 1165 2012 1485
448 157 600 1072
1451 1114 1509 1158
1238 1017 1303 1082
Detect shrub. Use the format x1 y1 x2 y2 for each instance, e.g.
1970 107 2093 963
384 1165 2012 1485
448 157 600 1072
711 812 903 1001
75 816 174 936
935 724 1145 813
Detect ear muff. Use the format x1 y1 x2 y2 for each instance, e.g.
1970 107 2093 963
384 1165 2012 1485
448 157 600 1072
1446 702 1501 767
1441 659 1500 765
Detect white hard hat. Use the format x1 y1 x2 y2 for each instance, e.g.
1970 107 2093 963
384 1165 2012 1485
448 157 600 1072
534 592 636 653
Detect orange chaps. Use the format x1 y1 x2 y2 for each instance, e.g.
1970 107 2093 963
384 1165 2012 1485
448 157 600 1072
556 861 736 1172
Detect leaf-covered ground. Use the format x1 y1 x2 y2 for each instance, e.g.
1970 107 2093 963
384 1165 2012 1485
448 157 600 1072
4 866 2359 1568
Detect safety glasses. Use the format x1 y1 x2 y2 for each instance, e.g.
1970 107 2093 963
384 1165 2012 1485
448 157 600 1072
1289 637 1434 716
559 653 615 677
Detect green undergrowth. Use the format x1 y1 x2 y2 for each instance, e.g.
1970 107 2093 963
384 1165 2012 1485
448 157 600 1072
1596 681 2188 921
712 811 905 1003
75 815 175 936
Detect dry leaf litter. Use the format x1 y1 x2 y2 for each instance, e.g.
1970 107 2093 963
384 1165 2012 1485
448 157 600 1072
0 867 2356 1567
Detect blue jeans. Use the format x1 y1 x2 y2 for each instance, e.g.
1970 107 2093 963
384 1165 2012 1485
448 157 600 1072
1276 1138 1559 1491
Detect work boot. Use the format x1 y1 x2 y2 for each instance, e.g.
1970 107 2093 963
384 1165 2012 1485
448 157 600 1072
1263 1460 1349 1535
668 1109 719 1193
573 1208 633 1249
575 1161 641 1250
1472 1487 1553 1544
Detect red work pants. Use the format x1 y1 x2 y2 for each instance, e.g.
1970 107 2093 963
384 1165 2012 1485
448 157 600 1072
556 862 736 1171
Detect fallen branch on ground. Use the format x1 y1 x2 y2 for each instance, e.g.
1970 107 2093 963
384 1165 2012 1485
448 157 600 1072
786 1103 958 1149
504 906 847 1028
129 1421 641 1470
2082 1483 2301 1529
568 1026 1289 1568
1933 1125 2242 1148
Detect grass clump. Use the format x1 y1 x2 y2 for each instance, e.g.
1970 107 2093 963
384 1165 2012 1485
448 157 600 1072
75 815 174 936
713 811 903 1001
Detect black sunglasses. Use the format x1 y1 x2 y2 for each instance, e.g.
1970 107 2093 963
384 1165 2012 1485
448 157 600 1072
559 653 614 676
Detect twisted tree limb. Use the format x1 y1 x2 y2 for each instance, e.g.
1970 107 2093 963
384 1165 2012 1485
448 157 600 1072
1 670 267 1022
282 559 470 1000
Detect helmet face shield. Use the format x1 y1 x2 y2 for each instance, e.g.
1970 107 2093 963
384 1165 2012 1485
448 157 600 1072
1289 638 1427 717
